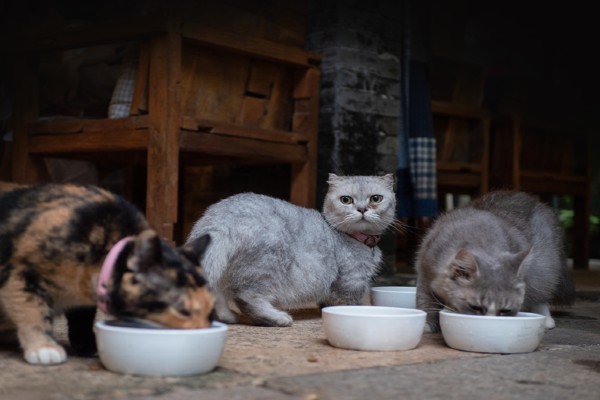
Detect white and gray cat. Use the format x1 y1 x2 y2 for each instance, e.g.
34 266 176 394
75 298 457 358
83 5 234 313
416 190 575 332
186 173 397 326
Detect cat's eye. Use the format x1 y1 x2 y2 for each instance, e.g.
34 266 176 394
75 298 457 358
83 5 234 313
340 196 353 205
370 194 383 203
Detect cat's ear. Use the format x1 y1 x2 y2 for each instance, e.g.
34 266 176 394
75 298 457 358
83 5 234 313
132 230 163 271
379 173 395 190
327 173 341 186
450 249 478 281
180 234 211 265
512 247 532 276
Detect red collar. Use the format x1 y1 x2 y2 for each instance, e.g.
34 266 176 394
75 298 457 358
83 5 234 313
348 232 381 248
96 237 133 314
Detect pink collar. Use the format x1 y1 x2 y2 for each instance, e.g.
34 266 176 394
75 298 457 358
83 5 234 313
96 236 133 314
348 232 381 248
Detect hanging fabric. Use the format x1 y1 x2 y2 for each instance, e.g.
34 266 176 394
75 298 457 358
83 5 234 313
397 0 438 218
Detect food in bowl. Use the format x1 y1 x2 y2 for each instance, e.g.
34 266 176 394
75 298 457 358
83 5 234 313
94 320 227 376
439 309 546 354
322 305 426 351
370 286 417 308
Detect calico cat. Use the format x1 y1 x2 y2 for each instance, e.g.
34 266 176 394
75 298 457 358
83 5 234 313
415 190 575 332
0 183 213 365
185 173 397 327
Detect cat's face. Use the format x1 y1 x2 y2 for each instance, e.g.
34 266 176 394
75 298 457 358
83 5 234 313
323 174 396 235
107 230 215 328
433 248 527 316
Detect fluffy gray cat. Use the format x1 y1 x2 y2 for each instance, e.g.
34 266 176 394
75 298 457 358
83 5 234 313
415 190 575 332
186 173 397 326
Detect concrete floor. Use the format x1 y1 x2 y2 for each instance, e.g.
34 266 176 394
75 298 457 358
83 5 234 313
1 268 599 400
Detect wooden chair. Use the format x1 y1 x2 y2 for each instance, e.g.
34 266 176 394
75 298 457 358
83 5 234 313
432 100 491 209
490 114 591 269
9 16 320 243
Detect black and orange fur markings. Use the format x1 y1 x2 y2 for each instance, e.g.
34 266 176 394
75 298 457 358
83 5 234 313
0 183 213 365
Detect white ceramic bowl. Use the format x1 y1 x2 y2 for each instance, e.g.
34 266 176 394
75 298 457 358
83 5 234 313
370 286 417 308
322 306 426 351
94 320 228 376
439 310 546 354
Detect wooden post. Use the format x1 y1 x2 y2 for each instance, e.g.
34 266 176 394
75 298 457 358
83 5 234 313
290 66 320 209
146 32 182 243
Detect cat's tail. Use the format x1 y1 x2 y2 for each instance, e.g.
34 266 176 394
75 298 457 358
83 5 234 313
186 225 229 290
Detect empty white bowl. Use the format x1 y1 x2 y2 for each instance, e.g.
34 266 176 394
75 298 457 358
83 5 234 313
94 320 228 376
322 306 426 351
370 286 417 308
439 310 546 354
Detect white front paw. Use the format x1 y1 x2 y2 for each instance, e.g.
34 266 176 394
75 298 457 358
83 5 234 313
545 316 556 330
25 346 67 365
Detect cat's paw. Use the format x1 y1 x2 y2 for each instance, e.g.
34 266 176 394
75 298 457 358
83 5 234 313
25 345 67 365
251 312 293 327
216 312 239 324
545 316 556 330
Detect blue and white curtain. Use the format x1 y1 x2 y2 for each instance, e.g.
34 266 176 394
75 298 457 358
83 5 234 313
397 0 438 218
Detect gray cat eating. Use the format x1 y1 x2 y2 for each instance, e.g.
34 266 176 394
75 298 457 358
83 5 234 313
415 190 575 332
186 173 397 326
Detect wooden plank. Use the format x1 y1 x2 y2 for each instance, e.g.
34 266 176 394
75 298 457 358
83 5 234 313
181 22 311 67
519 177 588 196
130 43 150 115
180 116 307 144
180 48 249 125
27 116 149 134
28 130 148 154
437 171 482 188
180 132 307 163
10 16 169 53
436 162 482 172
241 96 267 126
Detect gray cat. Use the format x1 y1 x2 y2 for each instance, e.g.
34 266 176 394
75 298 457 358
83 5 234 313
186 173 397 326
415 190 575 332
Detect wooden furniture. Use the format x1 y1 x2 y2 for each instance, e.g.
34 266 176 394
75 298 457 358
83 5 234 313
490 114 591 269
9 16 320 243
432 100 491 209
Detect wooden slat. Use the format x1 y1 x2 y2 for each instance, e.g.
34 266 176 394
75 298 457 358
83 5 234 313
520 176 589 196
181 22 311 67
180 116 307 144
10 16 169 53
28 130 148 154
436 162 482 172
130 44 150 115
437 171 483 188
180 131 307 163
27 116 149 134
520 170 588 182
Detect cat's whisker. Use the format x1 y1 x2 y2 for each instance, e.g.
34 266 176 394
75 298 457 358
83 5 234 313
388 219 408 233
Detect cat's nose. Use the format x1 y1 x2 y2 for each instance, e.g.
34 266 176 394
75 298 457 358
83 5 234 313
357 208 367 214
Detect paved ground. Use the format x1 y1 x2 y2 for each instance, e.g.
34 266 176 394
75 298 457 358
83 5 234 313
1 270 599 400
